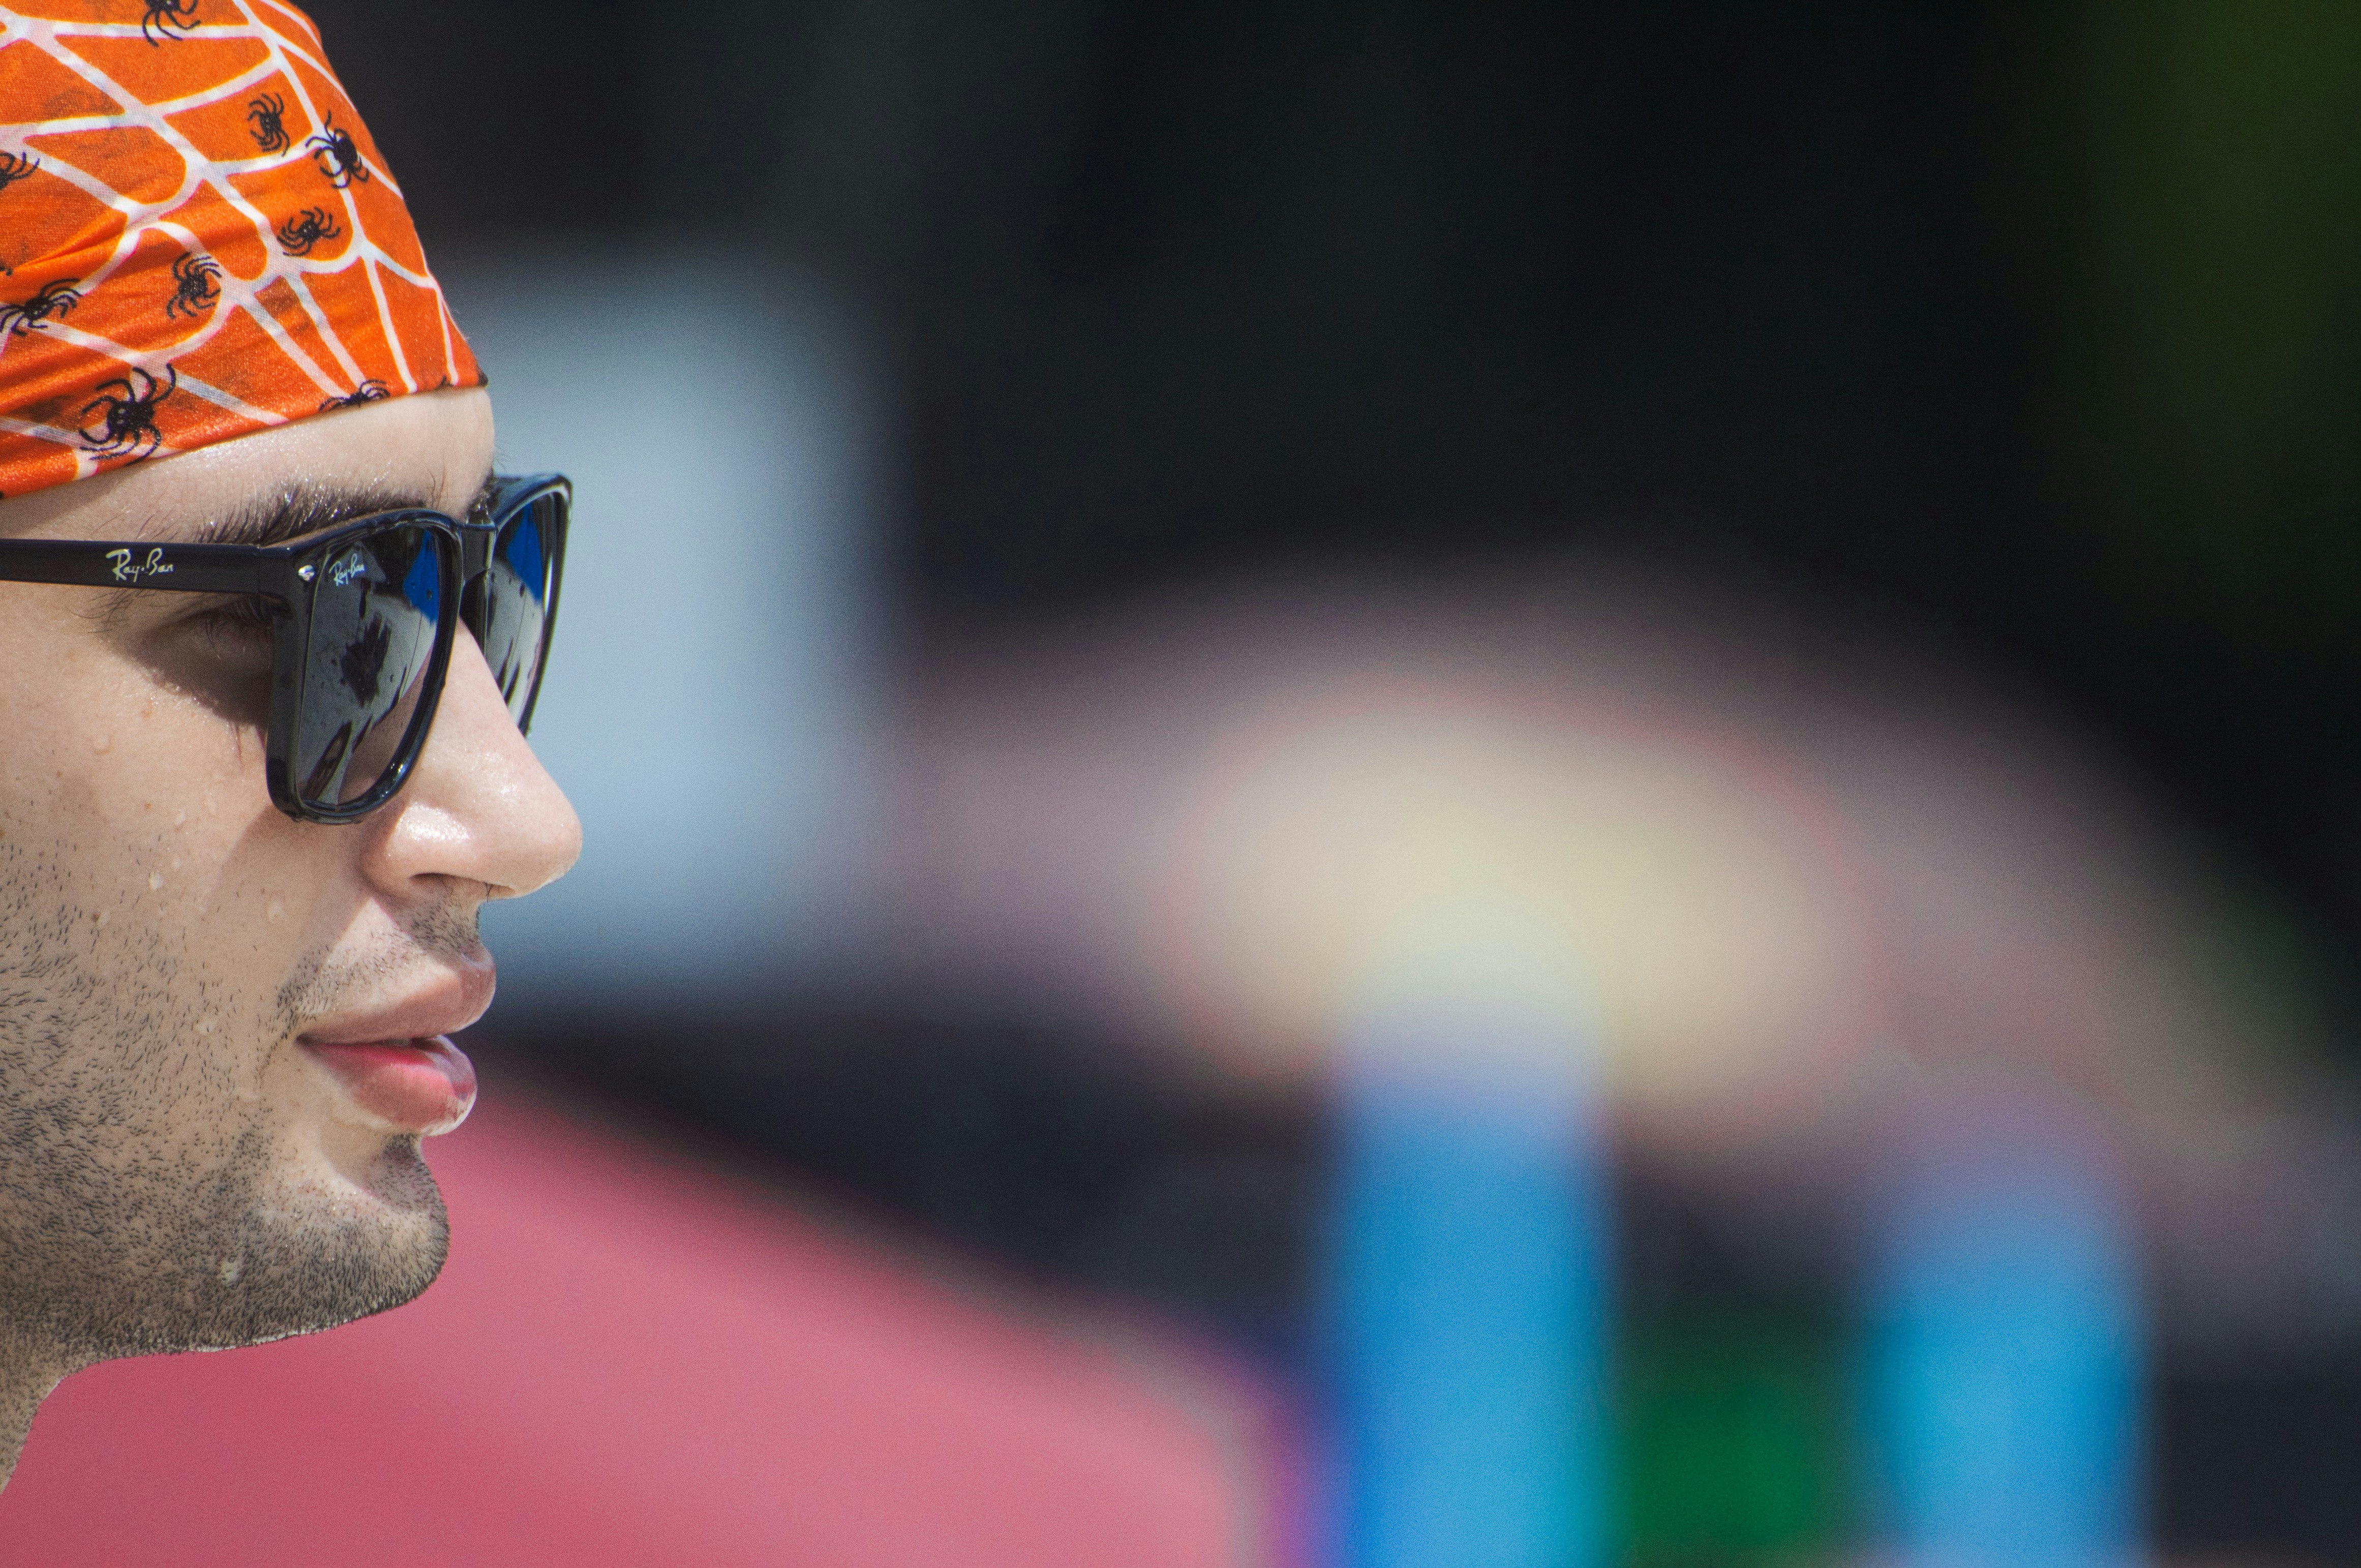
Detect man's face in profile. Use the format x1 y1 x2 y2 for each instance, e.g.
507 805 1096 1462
0 388 579 1366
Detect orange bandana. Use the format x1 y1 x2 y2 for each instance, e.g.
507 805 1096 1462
0 1 479 500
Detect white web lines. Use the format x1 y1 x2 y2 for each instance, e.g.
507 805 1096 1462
0 0 468 475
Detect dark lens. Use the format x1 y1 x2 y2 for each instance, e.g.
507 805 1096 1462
290 523 448 809
480 490 560 727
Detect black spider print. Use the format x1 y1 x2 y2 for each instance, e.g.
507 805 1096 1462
164 252 221 321
275 206 342 257
141 0 201 46
305 115 368 189
0 149 40 277
247 92 289 155
79 365 176 463
317 380 389 413
0 278 81 337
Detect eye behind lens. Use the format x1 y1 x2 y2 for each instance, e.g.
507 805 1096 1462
127 592 279 729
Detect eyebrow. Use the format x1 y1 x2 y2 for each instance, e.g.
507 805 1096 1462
192 470 501 549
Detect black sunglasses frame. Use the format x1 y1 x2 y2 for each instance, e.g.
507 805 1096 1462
0 472 568 825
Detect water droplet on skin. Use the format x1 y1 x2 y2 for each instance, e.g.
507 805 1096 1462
89 734 110 755
197 1018 216 1036
266 898 284 922
147 872 164 892
94 911 107 928
174 810 186 827
218 1259 241 1286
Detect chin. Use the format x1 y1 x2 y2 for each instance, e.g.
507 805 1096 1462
349 1132 445 1215
0 1108 456 1366
111 1139 452 1359
231 1136 453 1341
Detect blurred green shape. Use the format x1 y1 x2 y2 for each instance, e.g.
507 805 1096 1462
1614 1306 1845 1566
2009 0 2361 646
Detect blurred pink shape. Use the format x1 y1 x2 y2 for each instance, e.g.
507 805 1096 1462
1 1090 1277 1565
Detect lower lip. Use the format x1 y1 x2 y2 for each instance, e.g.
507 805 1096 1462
301 1035 477 1136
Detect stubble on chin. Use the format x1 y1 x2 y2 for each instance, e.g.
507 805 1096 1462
0 835 465 1366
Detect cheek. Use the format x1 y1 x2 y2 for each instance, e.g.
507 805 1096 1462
0 599 102 818
0 642 343 963
0 618 252 818
0 610 387 1048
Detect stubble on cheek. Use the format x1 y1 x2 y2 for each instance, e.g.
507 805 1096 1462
0 827 452 1360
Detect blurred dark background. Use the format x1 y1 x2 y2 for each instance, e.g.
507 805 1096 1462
318 1 2361 1556
326 0 2361 941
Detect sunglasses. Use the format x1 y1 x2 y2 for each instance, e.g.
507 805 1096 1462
0 473 568 824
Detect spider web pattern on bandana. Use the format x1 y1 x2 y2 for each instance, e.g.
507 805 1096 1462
0 0 481 499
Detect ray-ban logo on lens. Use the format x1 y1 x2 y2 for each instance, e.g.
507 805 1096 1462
330 553 368 588
105 547 171 583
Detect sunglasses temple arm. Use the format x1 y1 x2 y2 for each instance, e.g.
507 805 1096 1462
0 539 270 596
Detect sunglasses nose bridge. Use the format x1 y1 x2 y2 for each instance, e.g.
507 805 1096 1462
457 522 497 582
452 523 497 634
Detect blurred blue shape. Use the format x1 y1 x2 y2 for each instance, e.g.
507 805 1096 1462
437 254 882 1004
1862 1112 2145 1568
1327 1001 1609 1568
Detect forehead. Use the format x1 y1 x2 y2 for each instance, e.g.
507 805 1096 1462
0 389 493 544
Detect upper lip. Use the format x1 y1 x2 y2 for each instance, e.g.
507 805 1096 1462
297 959 496 1046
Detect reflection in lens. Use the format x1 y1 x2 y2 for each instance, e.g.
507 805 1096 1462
293 524 445 808
483 492 555 723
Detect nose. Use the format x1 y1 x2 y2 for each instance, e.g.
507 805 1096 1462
359 629 583 903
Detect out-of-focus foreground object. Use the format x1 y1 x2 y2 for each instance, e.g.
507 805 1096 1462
0 1090 1282 1565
